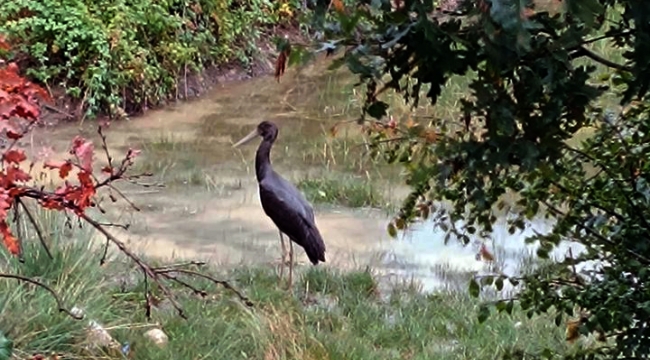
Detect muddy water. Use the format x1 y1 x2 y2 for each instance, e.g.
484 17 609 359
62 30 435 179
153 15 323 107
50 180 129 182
24 62 579 291
27 64 397 270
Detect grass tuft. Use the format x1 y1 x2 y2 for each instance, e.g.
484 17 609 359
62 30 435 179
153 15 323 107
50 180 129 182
297 175 387 209
0 208 572 360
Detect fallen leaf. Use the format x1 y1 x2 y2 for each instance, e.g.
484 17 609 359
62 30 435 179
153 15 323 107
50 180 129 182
566 319 580 343
329 124 339 137
478 243 495 262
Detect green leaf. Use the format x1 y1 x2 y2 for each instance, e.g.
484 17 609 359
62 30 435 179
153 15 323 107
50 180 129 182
496 300 507 312
565 0 605 27
468 278 480 298
477 304 490 324
366 101 389 119
345 55 372 77
387 222 397 238
0 331 12 360
495 276 504 291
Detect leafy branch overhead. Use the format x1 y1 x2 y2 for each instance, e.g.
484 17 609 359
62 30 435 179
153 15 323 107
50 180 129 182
0 37 252 321
278 0 650 358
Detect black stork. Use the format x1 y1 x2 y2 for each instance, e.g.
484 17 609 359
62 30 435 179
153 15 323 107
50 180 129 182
233 121 326 288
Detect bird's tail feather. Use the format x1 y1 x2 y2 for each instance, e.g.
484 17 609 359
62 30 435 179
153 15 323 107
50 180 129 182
303 227 326 265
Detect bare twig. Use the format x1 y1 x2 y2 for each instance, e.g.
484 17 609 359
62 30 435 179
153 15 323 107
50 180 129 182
163 273 208 297
100 236 110 266
42 104 74 119
152 261 206 272
108 184 141 211
155 268 253 307
11 200 23 260
16 198 53 259
77 212 188 319
98 125 114 171
96 222 130 230
0 273 83 319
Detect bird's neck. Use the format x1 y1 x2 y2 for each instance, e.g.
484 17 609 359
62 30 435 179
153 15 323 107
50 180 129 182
255 139 273 181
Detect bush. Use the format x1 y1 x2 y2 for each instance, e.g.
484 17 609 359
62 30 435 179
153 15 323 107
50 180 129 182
0 0 277 118
288 0 650 358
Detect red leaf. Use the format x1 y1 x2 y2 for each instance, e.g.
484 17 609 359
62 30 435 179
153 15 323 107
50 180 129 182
127 148 141 161
275 47 290 82
6 129 22 139
44 160 64 169
331 0 344 13
0 217 19 256
71 136 94 172
7 165 32 183
44 160 73 179
0 190 10 219
0 35 9 51
3 149 26 164
59 161 72 179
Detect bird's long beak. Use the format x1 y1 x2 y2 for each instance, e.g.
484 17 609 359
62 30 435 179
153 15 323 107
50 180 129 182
232 129 259 148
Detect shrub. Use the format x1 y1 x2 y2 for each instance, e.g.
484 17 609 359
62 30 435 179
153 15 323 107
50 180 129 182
0 0 276 118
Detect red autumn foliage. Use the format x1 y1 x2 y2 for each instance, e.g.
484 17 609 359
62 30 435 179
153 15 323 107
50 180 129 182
0 36 253 322
0 36 141 256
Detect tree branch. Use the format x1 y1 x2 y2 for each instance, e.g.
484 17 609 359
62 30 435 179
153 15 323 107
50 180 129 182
16 198 52 260
572 46 633 72
563 144 650 233
542 200 650 265
0 273 83 320
154 268 253 307
77 211 188 318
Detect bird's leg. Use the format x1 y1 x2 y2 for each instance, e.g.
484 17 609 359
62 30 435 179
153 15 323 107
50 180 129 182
278 230 286 285
288 239 294 291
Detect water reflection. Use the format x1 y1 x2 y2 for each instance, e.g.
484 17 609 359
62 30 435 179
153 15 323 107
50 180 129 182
384 214 593 293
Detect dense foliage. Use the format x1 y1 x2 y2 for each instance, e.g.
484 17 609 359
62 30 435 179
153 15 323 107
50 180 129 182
0 0 287 118
287 0 650 358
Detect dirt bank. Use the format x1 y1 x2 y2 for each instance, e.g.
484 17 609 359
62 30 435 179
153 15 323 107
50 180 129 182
37 25 306 128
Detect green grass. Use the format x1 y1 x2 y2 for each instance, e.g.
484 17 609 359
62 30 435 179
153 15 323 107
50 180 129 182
297 174 388 209
0 209 576 360
128 132 222 190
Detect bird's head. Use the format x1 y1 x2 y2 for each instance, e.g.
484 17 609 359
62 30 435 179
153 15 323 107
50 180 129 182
232 121 279 148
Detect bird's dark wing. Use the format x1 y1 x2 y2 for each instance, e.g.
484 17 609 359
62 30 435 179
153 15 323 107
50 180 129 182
270 173 315 222
259 173 325 264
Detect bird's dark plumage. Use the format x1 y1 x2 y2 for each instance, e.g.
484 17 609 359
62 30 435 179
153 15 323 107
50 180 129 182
249 121 326 264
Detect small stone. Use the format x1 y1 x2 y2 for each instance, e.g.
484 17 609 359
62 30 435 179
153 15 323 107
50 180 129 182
70 306 84 318
86 320 120 350
144 328 168 347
